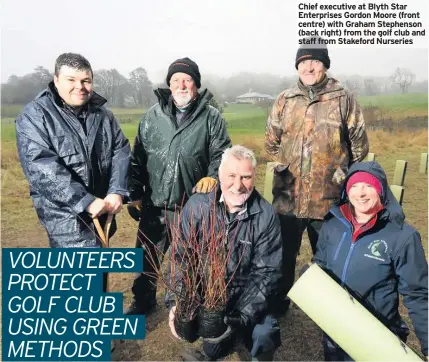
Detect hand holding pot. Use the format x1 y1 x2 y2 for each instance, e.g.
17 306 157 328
204 325 234 343
224 314 245 328
168 306 180 339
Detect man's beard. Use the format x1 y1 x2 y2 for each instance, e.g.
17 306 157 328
173 90 192 107
224 188 253 210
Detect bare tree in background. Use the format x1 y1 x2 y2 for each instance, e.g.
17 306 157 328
94 69 129 106
344 79 360 95
129 67 154 107
364 78 378 96
390 68 415 93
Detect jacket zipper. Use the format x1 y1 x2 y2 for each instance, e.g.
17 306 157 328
330 209 355 284
341 243 355 285
333 232 346 261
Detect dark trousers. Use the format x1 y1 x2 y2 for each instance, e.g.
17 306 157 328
131 208 175 307
203 315 281 360
277 214 323 301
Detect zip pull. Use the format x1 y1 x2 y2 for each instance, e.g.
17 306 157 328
224 227 229 246
308 86 314 101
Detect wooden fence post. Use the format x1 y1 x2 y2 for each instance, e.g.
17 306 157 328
263 162 275 204
390 185 404 205
392 160 407 187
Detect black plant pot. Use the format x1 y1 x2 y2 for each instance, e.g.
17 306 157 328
197 307 227 338
174 315 198 343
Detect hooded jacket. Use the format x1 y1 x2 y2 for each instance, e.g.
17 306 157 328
15 82 130 248
313 161 428 355
129 89 232 210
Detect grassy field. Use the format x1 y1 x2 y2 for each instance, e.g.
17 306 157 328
1 98 428 361
358 93 428 120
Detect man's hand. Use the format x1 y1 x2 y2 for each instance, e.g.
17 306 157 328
204 325 234 343
223 312 250 329
87 198 106 218
168 306 180 339
127 200 142 221
104 194 123 214
223 315 243 329
193 177 218 193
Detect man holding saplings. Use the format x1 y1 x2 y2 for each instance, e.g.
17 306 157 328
166 145 283 361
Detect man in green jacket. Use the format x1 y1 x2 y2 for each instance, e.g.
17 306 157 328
126 57 232 315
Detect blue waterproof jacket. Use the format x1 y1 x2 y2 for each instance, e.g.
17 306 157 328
166 187 283 326
313 161 428 356
16 82 130 247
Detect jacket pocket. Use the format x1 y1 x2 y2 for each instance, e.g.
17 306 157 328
53 135 77 157
321 166 343 200
44 205 78 236
52 136 85 167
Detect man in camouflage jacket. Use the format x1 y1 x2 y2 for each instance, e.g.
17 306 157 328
264 38 369 311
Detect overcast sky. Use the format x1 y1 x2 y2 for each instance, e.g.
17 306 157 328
1 0 428 83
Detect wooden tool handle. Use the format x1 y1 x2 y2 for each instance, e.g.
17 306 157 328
93 214 113 248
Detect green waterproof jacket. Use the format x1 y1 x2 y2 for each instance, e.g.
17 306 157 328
129 88 232 209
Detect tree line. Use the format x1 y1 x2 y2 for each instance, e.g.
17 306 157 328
1 66 427 107
1 66 156 108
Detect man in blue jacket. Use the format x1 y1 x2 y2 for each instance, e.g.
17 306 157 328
16 53 130 253
313 161 428 360
167 145 282 361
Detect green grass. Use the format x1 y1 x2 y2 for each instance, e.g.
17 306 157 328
358 93 428 120
2 93 427 130
1 104 25 118
358 93 428 110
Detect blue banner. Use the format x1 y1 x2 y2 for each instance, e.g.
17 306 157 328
2 248 146 361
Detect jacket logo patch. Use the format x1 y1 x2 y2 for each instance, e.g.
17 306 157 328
364 240 388 261
239 239 251 245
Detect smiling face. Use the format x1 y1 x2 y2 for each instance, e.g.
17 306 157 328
54 65 93 107
169 72 197 107
219 156 255 212
298 59 326 86
348 182 382 221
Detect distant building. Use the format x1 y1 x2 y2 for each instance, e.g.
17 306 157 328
235 89 275 104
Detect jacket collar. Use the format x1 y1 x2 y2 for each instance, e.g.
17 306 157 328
154 88 213 116
283 77 345 100
298 75 329 100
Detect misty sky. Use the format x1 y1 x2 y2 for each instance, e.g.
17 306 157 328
1 0 428 84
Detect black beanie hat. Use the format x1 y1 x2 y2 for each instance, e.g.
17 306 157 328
166 57 201 89
295 37 330 69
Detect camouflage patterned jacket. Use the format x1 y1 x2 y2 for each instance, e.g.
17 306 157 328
265 77 369 219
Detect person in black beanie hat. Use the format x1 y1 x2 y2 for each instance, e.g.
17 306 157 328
295 37 331 70
264 36 369 317
166 57 201 89
124 57 232 317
